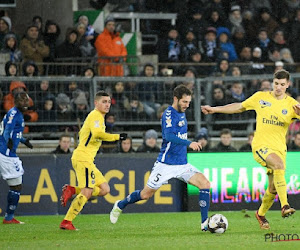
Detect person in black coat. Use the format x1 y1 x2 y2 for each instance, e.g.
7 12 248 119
137 129 160 153
52 134 72 154
211 128 237 152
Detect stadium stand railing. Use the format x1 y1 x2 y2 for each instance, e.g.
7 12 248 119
1 73 300 141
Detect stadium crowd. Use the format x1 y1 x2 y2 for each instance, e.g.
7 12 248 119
0 0 300 151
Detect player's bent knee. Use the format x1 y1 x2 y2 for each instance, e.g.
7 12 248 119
101 186 110 196
273 163 284 170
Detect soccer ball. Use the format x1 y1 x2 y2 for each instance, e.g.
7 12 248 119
208 214 228 234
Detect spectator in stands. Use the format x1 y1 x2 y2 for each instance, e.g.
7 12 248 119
32 16 43 35
216 27 237 62
268 47 282 63
255 8 279 38
290 8 300 43
38 95 57 125
43 20 61 74
112 136 135 154
226 5 244 35
280 48 296 72
250 47 267 75
231 66 242 77
278 11 291 41
259 79 272 92
137 63 161 119
249 0 272 16
22 60 39 77
56 28 82 75
195 128 210 152
3 81 38 127
288 131 300 151
95 17 127 76
71 91 89 121
76 22 96 57
286 0 300 15
56 93 73 122
211 128 237 152
270 29 289 52
20 24 49 75
104 113 123 133
211 58 231 77
232 26 247 56
239 132 254 152
0 33 22 62
181 29 198 62
0 16 12 50
186 49 207 77
180 8 208 42
83 67 96 78
255 28 271 62
5 61 17 76
230 82 246 102
111 81 127 115
242 10 257 43
77 15 97 45
123 94 147 121
52 134 72 154
156 25 181 63
35 80 52 110
207 9 224 29
211 85 228 121
137 129 160 153
200 26 218 63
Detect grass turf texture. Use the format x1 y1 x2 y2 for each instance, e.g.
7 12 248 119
1 211 299 249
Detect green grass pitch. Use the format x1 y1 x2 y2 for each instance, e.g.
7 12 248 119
1 211 299 249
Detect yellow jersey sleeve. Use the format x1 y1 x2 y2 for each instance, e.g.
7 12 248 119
241 92 261 111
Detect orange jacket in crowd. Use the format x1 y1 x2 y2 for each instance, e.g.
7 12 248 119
95 28 127 76
3 81 38 125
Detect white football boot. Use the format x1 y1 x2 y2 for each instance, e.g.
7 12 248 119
110 200 122 224
201 218 208 232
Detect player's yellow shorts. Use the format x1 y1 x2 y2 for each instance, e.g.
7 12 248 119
71 159 107 189
252 146 286 173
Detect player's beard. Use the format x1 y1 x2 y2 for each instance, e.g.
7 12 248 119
177 103 185 113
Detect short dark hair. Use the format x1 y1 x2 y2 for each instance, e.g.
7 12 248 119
220 128 232 136
59 134 71 141
274 69 290 81
95 90 110 100
173 84 192 100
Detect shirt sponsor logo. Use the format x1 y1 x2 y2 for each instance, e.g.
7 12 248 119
166 118 172 127
178 120 185 127
259 100 272 108
177 132 187 139
94 120 100 127
282 109 288 115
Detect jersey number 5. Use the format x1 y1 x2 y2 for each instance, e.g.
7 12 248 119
154 173 161 182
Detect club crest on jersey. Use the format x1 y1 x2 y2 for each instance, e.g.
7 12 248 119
166 117 172 127
282 109 288 115
259 100 271 108
94 120 100 127
178 120 185 127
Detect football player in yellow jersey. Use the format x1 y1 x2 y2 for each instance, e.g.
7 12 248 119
201 69 300 230
59 91 127 230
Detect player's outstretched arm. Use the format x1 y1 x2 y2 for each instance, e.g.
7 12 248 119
201 103 245 115
20 137 33 149
293 104 300 116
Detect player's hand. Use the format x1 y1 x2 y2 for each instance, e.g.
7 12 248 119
7 138 13 150
293 104 300 115
201 105 215 115
120 133 128 141
189 142 202 151
24 139 33 149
